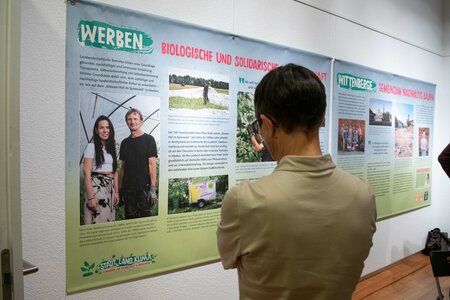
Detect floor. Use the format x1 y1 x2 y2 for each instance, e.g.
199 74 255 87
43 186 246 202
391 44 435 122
353 252 450 300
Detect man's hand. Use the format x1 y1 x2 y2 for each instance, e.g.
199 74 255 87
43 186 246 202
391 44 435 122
150 186 158 206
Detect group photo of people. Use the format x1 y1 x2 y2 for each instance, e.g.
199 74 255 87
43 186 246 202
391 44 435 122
79 91 160 225
337 118 366 154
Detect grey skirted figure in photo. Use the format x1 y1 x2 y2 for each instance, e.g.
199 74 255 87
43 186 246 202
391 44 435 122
203 81 211 105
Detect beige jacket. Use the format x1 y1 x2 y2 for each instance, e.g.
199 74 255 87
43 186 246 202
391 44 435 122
217 154 376 300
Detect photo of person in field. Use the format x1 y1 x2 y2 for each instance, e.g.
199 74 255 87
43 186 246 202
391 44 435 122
168 68 229 114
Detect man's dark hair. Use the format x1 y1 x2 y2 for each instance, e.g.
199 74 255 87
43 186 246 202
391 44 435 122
125 108 144 121
254 63 326 133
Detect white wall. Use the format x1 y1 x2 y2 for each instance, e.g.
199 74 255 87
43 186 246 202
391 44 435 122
442 0 450 55
21 0 450 299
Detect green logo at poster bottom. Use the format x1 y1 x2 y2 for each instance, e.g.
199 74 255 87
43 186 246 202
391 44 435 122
81 252 157 277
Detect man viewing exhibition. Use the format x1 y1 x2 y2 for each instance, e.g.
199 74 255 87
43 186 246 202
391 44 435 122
217 63 377 300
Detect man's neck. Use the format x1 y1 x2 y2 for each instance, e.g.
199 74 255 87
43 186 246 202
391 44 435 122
273 129 322 161
130 130 144 138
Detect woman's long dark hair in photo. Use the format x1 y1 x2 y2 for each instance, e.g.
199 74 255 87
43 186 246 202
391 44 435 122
92 115 117 172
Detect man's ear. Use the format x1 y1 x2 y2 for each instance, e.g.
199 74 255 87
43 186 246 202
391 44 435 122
260 114 276 134
259 114 269 128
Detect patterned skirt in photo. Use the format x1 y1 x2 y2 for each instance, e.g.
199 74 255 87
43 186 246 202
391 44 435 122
84 173 116 224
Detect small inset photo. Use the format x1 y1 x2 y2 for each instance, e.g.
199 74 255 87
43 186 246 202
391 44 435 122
418 127 430 157
168 175 228 214
168 68 229 114
236 91 274 163
337 118 365 155
369 98 392 126
394 103 414 158
415 168 431 188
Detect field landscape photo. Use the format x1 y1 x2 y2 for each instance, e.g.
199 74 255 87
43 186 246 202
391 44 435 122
168 68 229 114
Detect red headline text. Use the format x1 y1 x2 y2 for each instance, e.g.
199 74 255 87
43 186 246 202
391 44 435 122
379 82 434 101
161 42 279 71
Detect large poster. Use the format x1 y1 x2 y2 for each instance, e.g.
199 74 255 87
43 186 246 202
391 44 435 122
65 0 332 292
331 60 435 219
